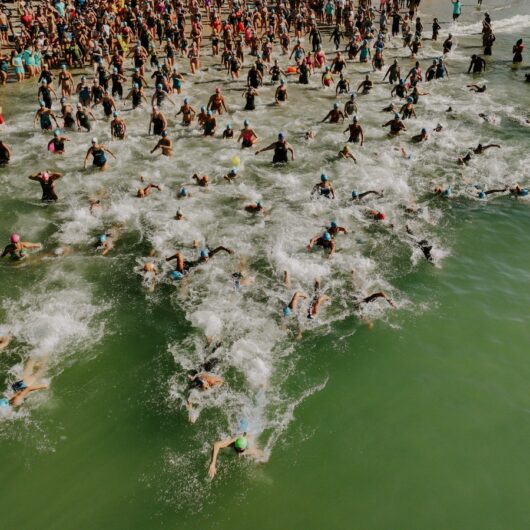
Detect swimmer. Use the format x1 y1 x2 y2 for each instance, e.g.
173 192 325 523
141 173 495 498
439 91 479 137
321 103 345 124
474 187 508 199
238 120 259 148
311 174 335 199
231 257 255 288
89 199 101 215
192 174 209 187
141 261 158 292
34 102 59 131
174 209 185 221
351 190 383 201
207 432 259 478
1 234 41 260
94 233 114 255
83 138 116 171
47 130 70 154
110 112 127 140
222 124 234 139
434 186 453 197
383 59 401 84
283 291 308 317
166 246 234 279
344 94 358 117
75 103 96 132
344 115 364 145
244 201 268 215
399 97 417 120
366 209 387 221
468 54 487 74
0 140 11 164
28 171 62 201
224 167 239 183
177 187 192 198
326 220 347 237
150 130 173 156
382 114 407 135
1 358 48 408
175 98 196 126
255 133 295 163
354 291 396 309
411 128 428 143
148 106 168 136
207 87 228 115
307 231 335 258
203 111 217 136
405 226 434 264
137 182 161 198
509 185 530 197
188 372 224 390
357 75 373 95
338 145 357 162
307 280 331 319
275 79 288 104
472 143 501 154
467 84 487 93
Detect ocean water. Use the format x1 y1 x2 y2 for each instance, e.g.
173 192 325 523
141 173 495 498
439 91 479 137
0 0 529 528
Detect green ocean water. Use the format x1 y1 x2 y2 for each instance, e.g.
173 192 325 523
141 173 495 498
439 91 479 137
1 1 530 529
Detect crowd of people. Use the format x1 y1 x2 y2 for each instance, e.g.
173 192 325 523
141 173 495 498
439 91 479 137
0 0 528 477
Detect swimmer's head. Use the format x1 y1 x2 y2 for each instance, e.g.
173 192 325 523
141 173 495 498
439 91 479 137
375 211 385 220
394 113 400 119
133 83 139 89
162 130 168 137
77 102 82 108
278 132 285 140
478 191 486 199
215 87 221 93
42 171 50 181
230 167 238 175
200 248 209 258
442 187 452 197
421 128 427 134
39 101 45 107
407 96 413 103
320 173 328 182
184 97 189 104
352 189 359 199
330 221 337 229
170 270 183 280
244 119 249 126
399 78 404 85
207 110 212 116
113 111 119 117
157 83 162 89
61 64 66 69
323 231 332 241
226 123 231 129
54 129 60 136
179 187 188 197
91 137 97 144
283 306 292 317
60 97 65 103
352 115 358 122
10 233 20 244
280 79 285 85
256 201 262 208
333 103 339 109
98 234 107 243
234 436 248 452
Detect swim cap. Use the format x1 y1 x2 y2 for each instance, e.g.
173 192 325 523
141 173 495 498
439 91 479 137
394 113 400 119
10 233 20 243
333 103 339 109
351 190 358 198
98 234 107 242
54 129 61 136
61 64 66 69
60 97 65 103
200 249 209 258
283 306 292 317
157 83 162 89
81 76 86 81
442 187 452 197
0 398 9 408
207 110 212 116
113 67 118 72
244 119 249 126
280 79 285 85
234 436 248 451
478 191 486 199
325 66 330 71
184 97 189 104
330 221 337 228
352 115 358 122
407 96 413 103
42 172 50 181
91 137 98 144
39 101 45 107
323 231 332 241
376 212 385 220
226 123 232 129
278 132 285 140
179 187 188 197
11 381 26 392
520 189 529 197
113 111 119 117
201 106 206 111
321 173 328 182
230 167 238 174
162 130 168 137
170 270 183 280
133 83 139 89
421 128 427 134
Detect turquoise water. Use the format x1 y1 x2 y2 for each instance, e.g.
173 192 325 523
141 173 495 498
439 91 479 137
1 1 530 528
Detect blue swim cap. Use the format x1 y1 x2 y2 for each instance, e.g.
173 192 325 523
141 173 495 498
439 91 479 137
0 398 9 408
231 167 238 174
442 187 452 197
170 270 183 280
207 110 212 116
256 201 262 207
321 173 328 182
333 102 339 109
478 191 486 199
157 83 163 89
39 101 45 107
11 381 26 392
330 221 337 228
407 96 413 102
184 97 189 103
200 249 209 258
133 83 139 89
54 129 61 136
351 190 359 198
323 231 332 241
226 123 231 129
162 130 168 137
520 189 529 197
244 119 249 126
98 234 107 242
283 306 292 317
179 187 188 197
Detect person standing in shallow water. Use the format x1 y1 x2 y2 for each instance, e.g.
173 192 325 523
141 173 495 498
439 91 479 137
255 133 294 163
513 39 524 64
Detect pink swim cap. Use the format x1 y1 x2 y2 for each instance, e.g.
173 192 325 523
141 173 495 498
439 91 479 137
42 172 50 180
10 233 20 243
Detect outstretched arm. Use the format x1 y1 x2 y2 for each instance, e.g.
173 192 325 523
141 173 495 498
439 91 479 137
209 246 234 257
208 437 238 478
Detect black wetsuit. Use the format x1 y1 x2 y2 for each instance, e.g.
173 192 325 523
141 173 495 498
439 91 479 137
273 141 288 163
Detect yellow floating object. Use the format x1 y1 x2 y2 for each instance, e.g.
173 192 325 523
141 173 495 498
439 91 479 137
231 155 241 167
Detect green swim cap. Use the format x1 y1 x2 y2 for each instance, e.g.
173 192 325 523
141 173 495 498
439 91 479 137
234 436 248 451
